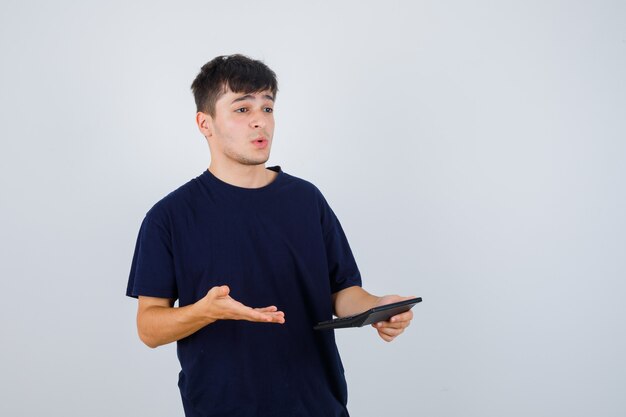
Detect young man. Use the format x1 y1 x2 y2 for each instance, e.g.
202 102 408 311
126 54 414 417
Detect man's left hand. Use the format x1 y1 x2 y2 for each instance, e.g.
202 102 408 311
371 295 415 342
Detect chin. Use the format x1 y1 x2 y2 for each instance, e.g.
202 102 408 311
240 156 270 166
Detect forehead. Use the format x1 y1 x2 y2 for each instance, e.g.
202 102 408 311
217 88 275 105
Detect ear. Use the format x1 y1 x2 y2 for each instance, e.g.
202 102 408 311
196 112 213 138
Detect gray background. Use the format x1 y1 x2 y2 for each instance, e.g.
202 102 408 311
1 1 624 416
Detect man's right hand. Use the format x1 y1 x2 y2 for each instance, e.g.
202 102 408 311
197 285 285 324
136 286 285 348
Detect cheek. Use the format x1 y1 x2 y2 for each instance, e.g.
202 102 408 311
267 117 276 133
220 118 246 136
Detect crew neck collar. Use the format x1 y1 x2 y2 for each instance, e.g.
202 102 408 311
202 165 283 192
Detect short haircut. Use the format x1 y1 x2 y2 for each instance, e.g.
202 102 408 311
190 54 278 117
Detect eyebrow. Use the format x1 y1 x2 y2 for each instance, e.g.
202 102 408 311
230 94 275 104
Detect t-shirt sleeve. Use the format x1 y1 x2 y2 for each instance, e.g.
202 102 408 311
317 188 363 293
126 211 179 300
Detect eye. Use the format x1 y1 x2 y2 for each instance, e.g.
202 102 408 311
235 107 248 113
264 107 273 113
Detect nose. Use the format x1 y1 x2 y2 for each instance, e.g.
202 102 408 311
249 111 266 129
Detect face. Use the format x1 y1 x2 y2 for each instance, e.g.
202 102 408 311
200 88 275 167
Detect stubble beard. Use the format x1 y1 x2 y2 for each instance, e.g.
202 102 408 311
223 143 270 166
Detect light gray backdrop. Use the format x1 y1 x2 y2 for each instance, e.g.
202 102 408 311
1 1 624 416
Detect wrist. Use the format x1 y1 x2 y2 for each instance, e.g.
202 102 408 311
190 297 218 326
372 295 383 307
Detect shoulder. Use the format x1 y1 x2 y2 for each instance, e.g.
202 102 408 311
143 174 203 226
279 170 332 214
280 169 325 200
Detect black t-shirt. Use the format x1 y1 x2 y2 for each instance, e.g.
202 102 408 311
127 166 362 417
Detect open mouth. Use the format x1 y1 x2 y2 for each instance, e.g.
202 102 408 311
252 138 268 148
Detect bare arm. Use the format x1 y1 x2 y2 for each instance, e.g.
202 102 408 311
332 285 415 342
332 286 381 318
137 285 285 348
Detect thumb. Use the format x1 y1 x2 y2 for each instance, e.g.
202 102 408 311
208 285 230 298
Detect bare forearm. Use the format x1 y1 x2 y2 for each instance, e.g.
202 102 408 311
138 302 213 348
332 286 381 317
333 287 416 342
136 286 285 348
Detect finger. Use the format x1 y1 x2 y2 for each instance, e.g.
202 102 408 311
264 312 286 323
249 306 283 316
258 310 284 319
378 326 405 337
255 312 285 324
208 285 230 298
254 306 278 313
218 285 230 297
393 295 417 302
388 315 413 328
376 326 405 341
389 310 413 323
377 330 395 342
379 294 417 306
372 321 405 334
241 307 285 323
373 319 410 330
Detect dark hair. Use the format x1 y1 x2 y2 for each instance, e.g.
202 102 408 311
190 54 278 117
